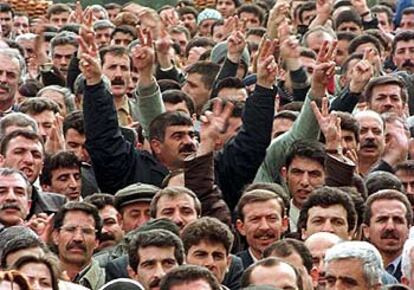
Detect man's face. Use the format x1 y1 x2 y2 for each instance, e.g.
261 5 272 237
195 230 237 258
0 173 31 226
19 262 53 290
107 8 121 22
341 129 358 153
132 246 178 290
29 110 56 142
393 40 414 73
0 11 12 37
102 53 131 99
336 22 362 34
216 0 236 18
180 13 197 35
64 128 89 163
335 39 350 66
47 167 81 201
182 73 211 113
273 117 294 139
239 12 261 27
249 263 299 290
98 205 124 251
198 19 217 37
301 10 316 26
325 258 373 290
52 44 77 77
111 32 134 47
395 169 414 210
400 13 414 31
306 32 334 55
285 156 325 209
356 115 384 160
121 201 151 233
170 32 188 57
369 84 405 115
237 199 287 259
304 204 350 240
155 194 198 230
376 12 393 33
363 199 409 258
1 136 43 184
39 90 67 116
13 16 29 36
49 12 70 29
151 125 197 169
95 27 113 49
217 87 248 102
52 210 98 267
0 53 20 106
17 39 35 63
186 240 230 283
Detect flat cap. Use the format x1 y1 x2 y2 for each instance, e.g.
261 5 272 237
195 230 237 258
114 183 160 210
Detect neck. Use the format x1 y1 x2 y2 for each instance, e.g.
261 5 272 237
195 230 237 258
113 95 126 109
358 156 379 176
60 260 86 281
0 98 14 112
249 247 262 260
381 250 401 267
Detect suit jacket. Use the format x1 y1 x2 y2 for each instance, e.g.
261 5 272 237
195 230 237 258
29 187 66 218
236 250 255 269
393 260 403 282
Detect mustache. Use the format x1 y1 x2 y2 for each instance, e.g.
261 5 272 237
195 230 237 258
111 78 125 86
0 202 22 211
253 230 276 239
381 230 399 239
67 242 87 252
0 82 10 92
99 232 115 243
402 59 414 68
149 278 161 288
179 144 196 153
361 139 378 148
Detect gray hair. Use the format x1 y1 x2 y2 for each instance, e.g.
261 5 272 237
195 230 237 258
402 237 414 280
302 25 337 47
93 19 115 31
90 4 109 19
325 241 383 287
0 48 27 82
0 167 32 199
15 33 37 43
37 85 76 113
0 112 38 139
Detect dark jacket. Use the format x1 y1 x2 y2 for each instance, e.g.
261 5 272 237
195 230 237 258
236 249 255 269
83 81 169 193
29 187 66 218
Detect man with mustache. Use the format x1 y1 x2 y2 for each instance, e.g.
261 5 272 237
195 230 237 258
362 189 413 282
392 32 414 74
395 160 414 212
52 201 106 290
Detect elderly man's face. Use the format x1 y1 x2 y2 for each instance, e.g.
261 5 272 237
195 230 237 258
0 53 20 107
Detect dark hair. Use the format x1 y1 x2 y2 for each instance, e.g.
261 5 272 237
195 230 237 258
111 25 137 40
181 217 234 254
63 110 84 136
274 110 299 123
128 229 184 272
159 265 221 290
149 111 193 142
236 4 265 24
50 32 78 53
186 61 220 90
364 75 407 104
84 193 115 210
335 9 362 30
58 24 81 34
298 2 316 24
371 5 394 25
211 77 246 99
0 130 44 156
363 189 413 225
40 151 81 186
47 3 71 18
149 186 201 218
285 140 326 170
244 182 290 208
19 97 60 115
392 31 414 56
402 6 414 16
99 45 131 68
162 90 196 116
53 202 102 238
337 111 360 142
348 34 383 55
337 31 359 42
158 79 182 92
202 98 244 119
280 101 304 112
246 27 267 38
395 160 414 174
237 189 285 221
366 170 404 196
185 37 215 58
241 257 303 289
340 52 363 75
104 3 122 10
0 3 14 17
0 112 38 139
365 29 390 52
1 237 46 269
298 186 357 233
263 238 313 274
177 6 198 18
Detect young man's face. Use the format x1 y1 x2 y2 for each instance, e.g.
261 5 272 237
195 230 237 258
49 12 70 29
44 166 81 201
52 44 77 77
64 128 89 163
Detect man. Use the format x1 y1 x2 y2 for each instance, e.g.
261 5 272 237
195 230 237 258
240 257 302 290
149 186 200 232
110 26 136 47
399 7 414 31
392 31 414 74
127 229 184 290
236 4 264 28
0 130 65 216
0 3 13 39
40 151 82 201
281 140 326 232
84 194 124 252
364 76 407 115
0 48 24 115
355 110 385 176
263 239 316 290
395 160 414 211
15 33 36 65
177 6 198 37
19 97 59 143
115 182 160 233
302 26 336 55
0 112 38 139
298 186 357 240
0 168 31 228
371 5 394 33
160 265 221 290
236 189 288 268
363 189 412 281
46 4 71 29
52 201 105 290
304 232 343 289
50 32 78 78
12 13 29 36
93 20 115 49
196 8 222 37
335 10 363 34
99 46 139 126
181 217 236 288
324 241 384 289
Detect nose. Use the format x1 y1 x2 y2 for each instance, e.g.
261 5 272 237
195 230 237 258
321 220 334 233
384 217 396 230
204 254 215 268
171 211 184 227
72 228 85 241
68 175 78 189
0 70 7 83
22 151 34 164
5 188 17 201
258 217 271 230
154 263 166 280
301 172 310 186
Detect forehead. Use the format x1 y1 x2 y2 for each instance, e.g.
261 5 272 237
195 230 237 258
6 136 43 152
53 44 77 54
356 115 382 128
50 12 70 18
137 245 176 261
395 39 414 49
372 83 401 95
62 210 96 226
308 204 348 219
189 239 227 253
103 53 130 65
242 198 283 216
51 166 80 177
157 193 195 208
165 125 194 135
289 156 324 170
0 173 28 188
0 53 20 72
370 198 407 216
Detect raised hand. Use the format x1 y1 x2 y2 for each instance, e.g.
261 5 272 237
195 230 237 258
311 40 337 98
317 0 333 17
349 49 374 93
68 0 83 24
280 36 300 61
267 1 290 39
219 16 241 41
351 0 369 15
45 114 65 154
227 29 246 64
131 27 155 85
26 213 54 243
257 39 279 89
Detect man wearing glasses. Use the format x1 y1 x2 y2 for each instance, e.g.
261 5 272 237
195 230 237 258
52 201 106 290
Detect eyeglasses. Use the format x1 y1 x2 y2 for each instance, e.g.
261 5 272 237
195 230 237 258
60 225 97 236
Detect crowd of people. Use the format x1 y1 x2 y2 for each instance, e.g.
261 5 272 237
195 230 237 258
0 0 414 289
